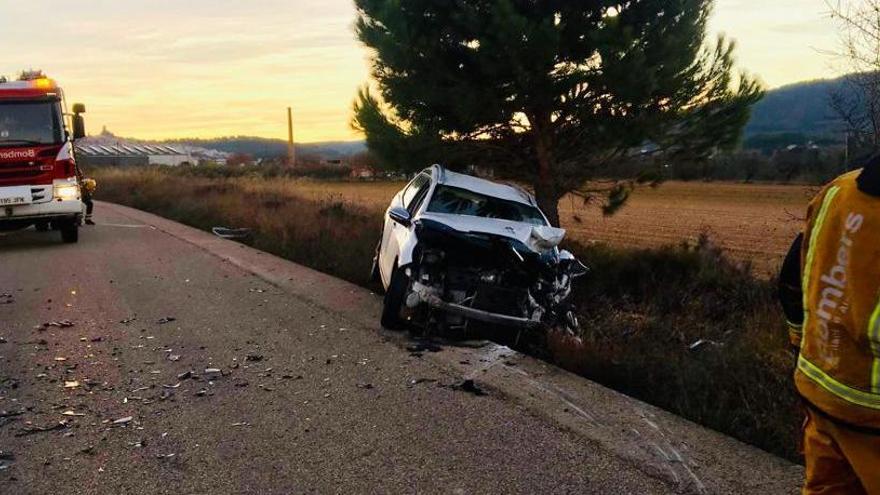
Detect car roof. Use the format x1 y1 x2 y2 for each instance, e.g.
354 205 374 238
429 166 536 207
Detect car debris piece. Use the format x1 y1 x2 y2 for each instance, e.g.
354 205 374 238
156 317 176 325
406 341 443 354
212 226 253 242
63 380 80 389
194 389 208 397
454 379 487 396
230 422 251 427
156 453 176 460
162 383 181 389
245 354 264 362
204 368 222 380
16 420 68 437
120 316 137 324
112 416 133 425
168 354 181 362
177 371 193 380
43 320 74 328
61 410 85 417
0 452 14 471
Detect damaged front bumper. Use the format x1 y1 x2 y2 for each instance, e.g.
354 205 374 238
409 281 543 329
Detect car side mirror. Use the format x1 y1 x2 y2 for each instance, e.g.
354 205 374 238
388 207 412 227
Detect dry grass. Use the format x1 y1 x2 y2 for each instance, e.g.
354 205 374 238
187 175 814 277
93 167 804 462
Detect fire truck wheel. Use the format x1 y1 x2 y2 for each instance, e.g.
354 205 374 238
60 221 79 243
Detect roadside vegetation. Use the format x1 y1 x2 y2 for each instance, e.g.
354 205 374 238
92 167 801 462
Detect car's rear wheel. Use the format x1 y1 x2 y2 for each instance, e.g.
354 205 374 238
381 264 409 330
34 221 49 232
60 220 79 244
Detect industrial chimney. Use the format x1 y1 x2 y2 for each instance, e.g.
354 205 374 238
287 107 296 167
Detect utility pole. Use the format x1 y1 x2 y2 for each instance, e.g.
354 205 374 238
287 107 296 167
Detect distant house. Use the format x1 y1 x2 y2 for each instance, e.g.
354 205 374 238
76 143 193 167
350 165 376 179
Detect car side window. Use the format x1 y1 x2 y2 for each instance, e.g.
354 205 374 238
407 179 432 214
401 173 430 211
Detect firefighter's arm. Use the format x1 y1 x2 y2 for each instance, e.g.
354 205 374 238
778 233 804 347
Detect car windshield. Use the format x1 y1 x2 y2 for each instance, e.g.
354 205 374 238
0 100 64 147
426 185 547 226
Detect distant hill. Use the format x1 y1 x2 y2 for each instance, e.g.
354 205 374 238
744 76 849 149
161 136 366 159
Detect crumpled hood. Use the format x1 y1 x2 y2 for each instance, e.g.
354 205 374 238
418 212 566 252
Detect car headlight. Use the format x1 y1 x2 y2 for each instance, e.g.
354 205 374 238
54 183 80 201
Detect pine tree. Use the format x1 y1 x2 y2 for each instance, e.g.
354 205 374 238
352 0 763 225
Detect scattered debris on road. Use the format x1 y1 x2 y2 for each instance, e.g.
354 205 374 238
17 421 68 437
212 226 253 242
112 416 133 426
454 379 487 396
37 320 74 330
0 451 14 471
156 317 176 325
409 378 438 386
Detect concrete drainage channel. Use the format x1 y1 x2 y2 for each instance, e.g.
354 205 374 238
102 201 803 494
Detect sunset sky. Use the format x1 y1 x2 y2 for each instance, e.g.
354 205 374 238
0 1 840 143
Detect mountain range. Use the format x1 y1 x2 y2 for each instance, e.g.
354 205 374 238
115 76 853 158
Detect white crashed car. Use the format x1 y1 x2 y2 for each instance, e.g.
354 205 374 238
372 165 586 332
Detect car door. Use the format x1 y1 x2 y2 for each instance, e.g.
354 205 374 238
379 172 431 287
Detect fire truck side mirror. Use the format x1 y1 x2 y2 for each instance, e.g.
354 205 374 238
72 114 86 141
71 103 86 140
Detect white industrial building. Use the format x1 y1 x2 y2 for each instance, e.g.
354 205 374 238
76 143 193 167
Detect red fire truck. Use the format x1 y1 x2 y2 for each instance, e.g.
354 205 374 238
0 75 87 243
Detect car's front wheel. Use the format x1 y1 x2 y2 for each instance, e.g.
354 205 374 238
381 264 409 330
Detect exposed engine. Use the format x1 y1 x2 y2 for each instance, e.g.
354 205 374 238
402 218 586 332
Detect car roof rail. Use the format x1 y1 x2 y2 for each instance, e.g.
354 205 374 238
431 164 445 183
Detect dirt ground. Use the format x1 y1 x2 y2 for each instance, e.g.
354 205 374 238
280 179 816 277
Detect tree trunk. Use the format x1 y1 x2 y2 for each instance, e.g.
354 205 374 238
532 124 561 226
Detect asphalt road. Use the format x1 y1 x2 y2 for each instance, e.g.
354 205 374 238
0 204 685 494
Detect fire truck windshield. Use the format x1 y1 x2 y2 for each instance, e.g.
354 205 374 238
0 100 64 148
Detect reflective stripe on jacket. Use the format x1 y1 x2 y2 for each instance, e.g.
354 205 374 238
797 170 880 429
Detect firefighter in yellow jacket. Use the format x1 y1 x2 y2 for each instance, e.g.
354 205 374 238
779 156 880 494
81 177 96 225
